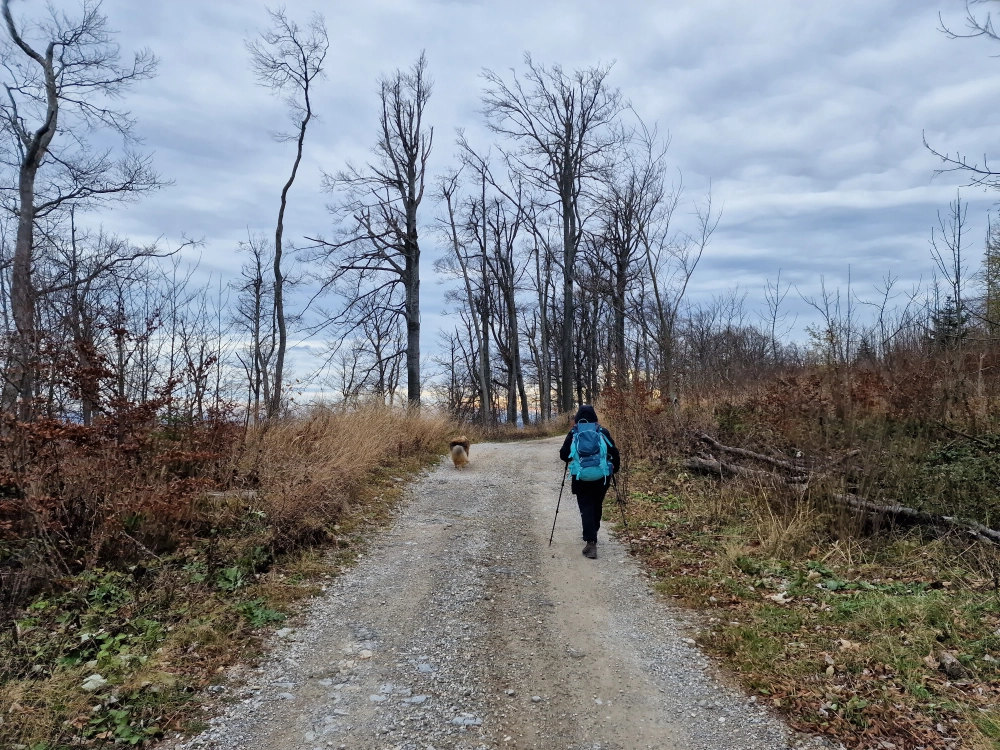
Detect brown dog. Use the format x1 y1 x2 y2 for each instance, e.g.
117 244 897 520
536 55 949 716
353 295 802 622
449 436 470 469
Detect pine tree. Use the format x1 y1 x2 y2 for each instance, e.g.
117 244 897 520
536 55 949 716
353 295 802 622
930 295 969 348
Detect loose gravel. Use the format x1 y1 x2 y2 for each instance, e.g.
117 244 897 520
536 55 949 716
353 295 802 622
168 437 838 750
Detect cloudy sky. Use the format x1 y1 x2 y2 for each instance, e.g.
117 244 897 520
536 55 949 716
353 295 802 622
13 0 1000 372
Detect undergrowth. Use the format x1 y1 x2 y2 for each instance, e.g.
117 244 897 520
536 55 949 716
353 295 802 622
0 405 454 748
602 366 1000 750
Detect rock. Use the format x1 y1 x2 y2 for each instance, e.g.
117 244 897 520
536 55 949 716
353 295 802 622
403 695 428 704
275 628 294 638
452 715 483 726
81 674 107 692
369 694 387 702
937 651 965 679
531 695 542 703
276 692 295 700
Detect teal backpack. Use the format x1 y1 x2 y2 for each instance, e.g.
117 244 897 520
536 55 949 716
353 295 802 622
569 420 612 482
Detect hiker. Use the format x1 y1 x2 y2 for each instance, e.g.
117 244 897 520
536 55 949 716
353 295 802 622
559 404 620 559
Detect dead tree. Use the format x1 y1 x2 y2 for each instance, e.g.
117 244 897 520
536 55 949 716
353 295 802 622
246 7 328 418
642 187 719 402
481 54 625 414
523 202 557 420
317 53 432 406
438 170 493 424
593 126 669 388
0 0 160 419
928 190 971 346
232 234 277 424
454 148 531 425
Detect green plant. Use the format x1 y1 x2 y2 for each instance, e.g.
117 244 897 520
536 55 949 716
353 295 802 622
235 599 286 627
215 566 245 592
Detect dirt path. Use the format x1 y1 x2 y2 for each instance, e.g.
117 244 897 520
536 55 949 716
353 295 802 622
175 438 822 750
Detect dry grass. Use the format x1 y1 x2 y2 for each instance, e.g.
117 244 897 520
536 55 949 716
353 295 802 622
232 404 455 552
602 367 1000 750
0 404 457 749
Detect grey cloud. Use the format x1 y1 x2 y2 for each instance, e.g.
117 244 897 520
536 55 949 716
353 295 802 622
25 0 1000 358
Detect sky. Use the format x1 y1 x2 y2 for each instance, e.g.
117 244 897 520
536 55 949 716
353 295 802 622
10 0 1000 375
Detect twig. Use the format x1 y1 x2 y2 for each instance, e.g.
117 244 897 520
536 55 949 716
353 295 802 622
937 421 993 450
120 530 163 561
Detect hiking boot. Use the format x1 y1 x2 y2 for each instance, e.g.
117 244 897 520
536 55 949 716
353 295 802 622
582 542 597 559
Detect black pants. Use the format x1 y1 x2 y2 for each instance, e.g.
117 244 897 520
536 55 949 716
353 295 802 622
574 479 610 543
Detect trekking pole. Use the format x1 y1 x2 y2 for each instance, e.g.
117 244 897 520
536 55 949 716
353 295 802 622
611 473 635 553
548 463 569 547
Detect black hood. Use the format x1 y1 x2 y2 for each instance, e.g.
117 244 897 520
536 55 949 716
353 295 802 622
574 404 598 424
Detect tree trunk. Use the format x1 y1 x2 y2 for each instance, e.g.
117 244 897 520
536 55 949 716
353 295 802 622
561 189 576 414
613 256 627 388
268 106 311 418
535 246 551 421
405 237 421 406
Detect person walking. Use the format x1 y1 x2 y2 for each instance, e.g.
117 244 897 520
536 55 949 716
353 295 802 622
559 404 620 559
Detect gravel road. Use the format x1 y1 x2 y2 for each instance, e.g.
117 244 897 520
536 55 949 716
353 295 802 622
173 437 831 750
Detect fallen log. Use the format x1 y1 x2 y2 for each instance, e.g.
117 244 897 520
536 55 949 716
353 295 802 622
684 456 790 483
684 454 1000 544
697 434 801 473
831 493 1000 545
696 434 858 476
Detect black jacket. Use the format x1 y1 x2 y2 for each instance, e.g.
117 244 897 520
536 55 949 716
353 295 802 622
559 424 621 490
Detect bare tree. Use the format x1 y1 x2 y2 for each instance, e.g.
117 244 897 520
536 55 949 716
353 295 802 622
929 190 972 345
316 53 432 406
438 170 493 424
481 54 625 413
246 7 328 418
642 187 719 401
232 234 277 423
593 126 669 388
0 0 160 418
759 269 794 364
926 2 1000 186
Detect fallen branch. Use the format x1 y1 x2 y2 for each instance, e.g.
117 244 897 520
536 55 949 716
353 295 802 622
697 434 801 473
831 493 1000 545
937 421 993 450
828 449 862 466
696 434 858 477
684 451 1000 545
684 456 789 483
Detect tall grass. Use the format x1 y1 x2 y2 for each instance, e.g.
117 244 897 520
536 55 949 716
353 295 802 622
0 403 457 748
602 360 1000 749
